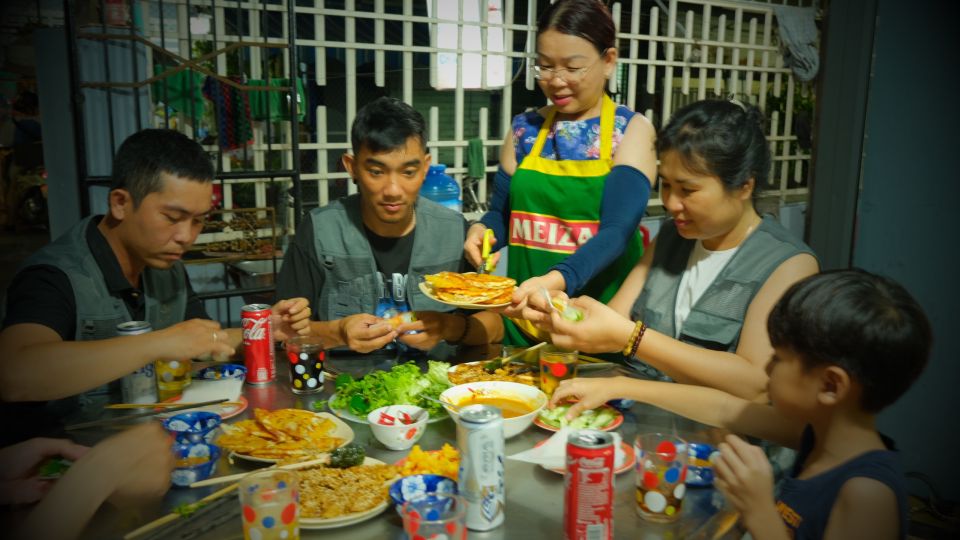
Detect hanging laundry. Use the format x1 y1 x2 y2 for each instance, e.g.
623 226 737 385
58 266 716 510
203 76 254 151
151 66 207 118
466 137 486 179
247 78 306 122
773 6 820 82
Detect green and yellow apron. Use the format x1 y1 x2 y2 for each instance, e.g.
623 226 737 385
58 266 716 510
504 94 644 346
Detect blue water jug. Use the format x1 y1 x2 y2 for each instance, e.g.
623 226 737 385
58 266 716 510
420 164 461 213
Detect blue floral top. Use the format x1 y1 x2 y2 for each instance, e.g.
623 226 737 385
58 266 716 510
512 105 636 163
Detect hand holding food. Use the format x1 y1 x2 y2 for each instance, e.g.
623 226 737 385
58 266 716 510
97 422 176 505
502 272 564 318
464 223 495 268
384 311 417 329
339 313 398 353
270 297 312 340
547 296 635 354
155 319 236 362
0 437 89 504
548 377 623 421
394 311 449 351
713 434 778 530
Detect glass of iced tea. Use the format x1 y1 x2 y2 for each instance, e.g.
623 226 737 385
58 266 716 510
634 433 688 523
539 344 578 396
239 469 300 540
155 358 191 400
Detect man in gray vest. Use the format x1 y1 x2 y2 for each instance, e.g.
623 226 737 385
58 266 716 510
0 129 311 439
276 97 502 353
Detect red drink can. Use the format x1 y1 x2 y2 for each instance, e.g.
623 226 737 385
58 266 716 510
564 429 615 540
241 303 275 384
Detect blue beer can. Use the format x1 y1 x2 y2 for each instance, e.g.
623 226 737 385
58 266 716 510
686 442 720 486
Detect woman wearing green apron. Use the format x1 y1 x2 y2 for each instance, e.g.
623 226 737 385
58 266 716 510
465 0 657 346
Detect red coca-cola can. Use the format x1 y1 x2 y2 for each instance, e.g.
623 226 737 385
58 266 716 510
564 430 615 540
241 303 275 384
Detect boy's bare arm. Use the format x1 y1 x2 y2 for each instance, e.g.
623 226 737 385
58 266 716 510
550 377 805 449
823 478 900 540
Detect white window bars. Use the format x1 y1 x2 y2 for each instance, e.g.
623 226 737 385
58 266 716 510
137 0 817 231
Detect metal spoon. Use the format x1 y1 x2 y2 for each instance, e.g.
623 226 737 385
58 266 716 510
422 395 462 414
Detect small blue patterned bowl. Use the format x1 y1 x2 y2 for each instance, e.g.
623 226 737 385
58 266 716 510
389 474 457 507
162 411 222 444
686 442 720 486
195 364 247 380
170 442 221 487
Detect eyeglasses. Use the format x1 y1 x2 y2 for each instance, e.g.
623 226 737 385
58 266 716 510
532 50 608 83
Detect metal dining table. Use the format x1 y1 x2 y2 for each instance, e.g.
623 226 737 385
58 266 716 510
72 344 729 540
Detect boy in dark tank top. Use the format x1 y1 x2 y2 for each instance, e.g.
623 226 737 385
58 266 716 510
548 269 930 539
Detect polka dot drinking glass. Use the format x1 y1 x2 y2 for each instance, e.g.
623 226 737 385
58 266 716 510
539 344 579 397
634 433 688 523
400 492 467 540
239 469 299 540
155 357 191 400
283 336 325 395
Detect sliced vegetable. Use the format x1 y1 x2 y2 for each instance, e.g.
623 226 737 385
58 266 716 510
37 457 72 479
173 501 207 518
538 404 618 429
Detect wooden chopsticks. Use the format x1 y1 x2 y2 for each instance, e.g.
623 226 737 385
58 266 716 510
188 454 331 488
65 399 229 430
104 401 243 409
122 482 239 539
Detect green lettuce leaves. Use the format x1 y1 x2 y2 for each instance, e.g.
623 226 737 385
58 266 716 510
331 361 452 417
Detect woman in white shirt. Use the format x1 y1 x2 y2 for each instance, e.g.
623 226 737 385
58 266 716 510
525 100 819 401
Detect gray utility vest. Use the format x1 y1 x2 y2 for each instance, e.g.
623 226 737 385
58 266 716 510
19 215 188 341
629 215 814 380
310 194 465 321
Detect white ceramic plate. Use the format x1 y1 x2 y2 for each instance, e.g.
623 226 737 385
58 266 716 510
327 392 447 424
418 281 511 309
299 457 392 529
227 412 355 463
158 395 249 421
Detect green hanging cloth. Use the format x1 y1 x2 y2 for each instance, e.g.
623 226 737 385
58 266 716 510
466 137 486 178
247 78 306 122
151 66 206 118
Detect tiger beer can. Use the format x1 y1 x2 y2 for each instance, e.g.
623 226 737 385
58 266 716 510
564 429 615 540
457 404 505 530
241 304 275 385
116 321 158 404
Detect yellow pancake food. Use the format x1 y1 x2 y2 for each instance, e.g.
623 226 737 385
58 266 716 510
423 272 515 305
217 408 344 460
448 362 536 386
298 463 399 519
454 393 535 419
